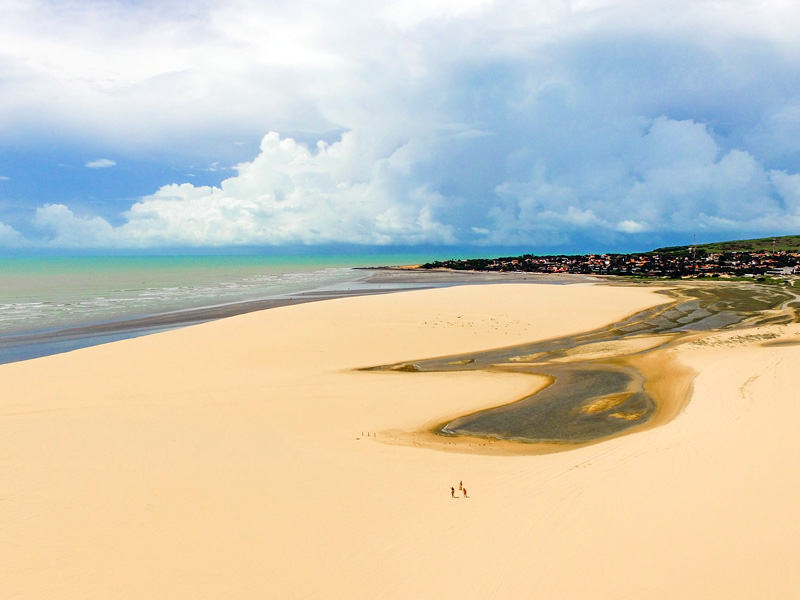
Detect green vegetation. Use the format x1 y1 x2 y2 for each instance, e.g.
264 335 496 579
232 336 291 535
420 234 800 278
653 234 800 255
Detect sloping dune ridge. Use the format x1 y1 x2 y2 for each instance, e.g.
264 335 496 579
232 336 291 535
2 283 799 598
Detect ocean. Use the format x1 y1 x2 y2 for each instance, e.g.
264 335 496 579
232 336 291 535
0 253 444 364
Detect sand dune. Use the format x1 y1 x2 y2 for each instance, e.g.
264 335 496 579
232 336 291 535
2 283 799 598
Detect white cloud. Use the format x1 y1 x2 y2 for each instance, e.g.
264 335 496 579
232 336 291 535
483 115 800 245
770 170 800 211
23 115 800 249
2 0 798 156
30 132 455 247
84 158 116 168
34 204 116 247
118 131 454 246
0 221 26 246
616 220 648 234
3 1 800 248
0 175 9 181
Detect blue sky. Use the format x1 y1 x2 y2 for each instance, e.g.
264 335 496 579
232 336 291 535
2 0 800 253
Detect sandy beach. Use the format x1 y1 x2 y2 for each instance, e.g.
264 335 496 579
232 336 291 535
3 281 799 598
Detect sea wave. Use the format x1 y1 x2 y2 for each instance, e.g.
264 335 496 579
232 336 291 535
0 266 360 335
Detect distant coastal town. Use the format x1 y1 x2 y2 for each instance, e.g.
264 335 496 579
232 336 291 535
421 243 800 281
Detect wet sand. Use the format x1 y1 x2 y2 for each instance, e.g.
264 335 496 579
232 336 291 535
362 267 598 285
0 268 585 365
370 279 797 448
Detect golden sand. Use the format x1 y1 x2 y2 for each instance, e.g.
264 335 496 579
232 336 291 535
2 283 799 598
580 392 633 414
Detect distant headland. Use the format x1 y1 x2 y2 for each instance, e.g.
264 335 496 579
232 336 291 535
419 234 800 281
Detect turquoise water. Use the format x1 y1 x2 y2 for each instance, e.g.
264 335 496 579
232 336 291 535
0 253 441 336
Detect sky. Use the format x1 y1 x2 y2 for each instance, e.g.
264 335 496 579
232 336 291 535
2 0 800 253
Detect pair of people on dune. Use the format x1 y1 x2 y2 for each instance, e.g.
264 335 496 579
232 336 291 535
451 481 467 498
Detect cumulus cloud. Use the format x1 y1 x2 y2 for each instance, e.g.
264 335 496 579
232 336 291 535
34 204 116 247
84 158 116 168
483 115 800 244
19 117 800 249
3 1 798 152
4 1 800 248
0 220 27 246
617 220 648 234
770 170 800 213
31 131 455 247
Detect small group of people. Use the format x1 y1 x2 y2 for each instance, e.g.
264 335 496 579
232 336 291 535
450 480 468 498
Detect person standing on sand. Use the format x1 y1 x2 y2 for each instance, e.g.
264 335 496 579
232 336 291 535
451 487 455 498
463 487 468 498
459 481 462 491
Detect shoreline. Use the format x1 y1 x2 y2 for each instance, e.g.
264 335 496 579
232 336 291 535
0 268 595 365
0 285 401 365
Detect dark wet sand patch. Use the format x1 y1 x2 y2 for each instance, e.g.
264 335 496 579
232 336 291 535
761 338 800 347
365 280 797 452
441 364 653 443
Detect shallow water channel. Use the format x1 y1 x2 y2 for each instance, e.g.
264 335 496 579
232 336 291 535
365 281 798 445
